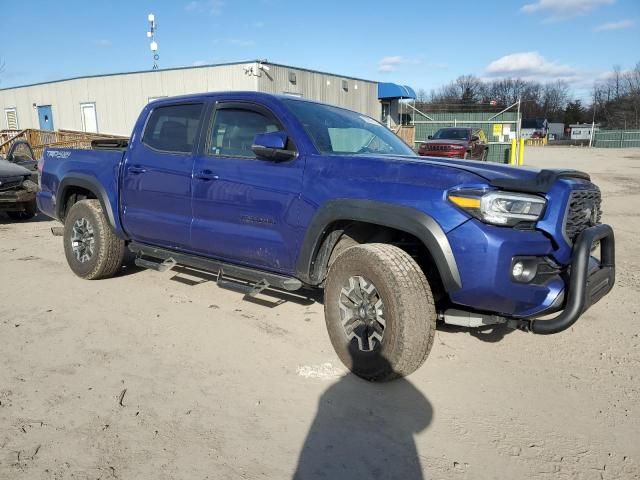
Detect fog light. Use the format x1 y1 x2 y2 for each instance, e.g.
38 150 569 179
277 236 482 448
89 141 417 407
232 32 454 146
511 258 539 283
512 261 525 278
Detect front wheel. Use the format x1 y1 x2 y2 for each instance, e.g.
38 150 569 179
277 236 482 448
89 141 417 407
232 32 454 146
324 243 437 381
63 199 125 279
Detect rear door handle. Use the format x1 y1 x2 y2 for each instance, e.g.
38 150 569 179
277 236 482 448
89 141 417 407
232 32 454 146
194 170 219 181
129 166 146 174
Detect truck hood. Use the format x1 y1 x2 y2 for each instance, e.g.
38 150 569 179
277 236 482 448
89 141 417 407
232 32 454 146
369 155 590 194
0 158 32 178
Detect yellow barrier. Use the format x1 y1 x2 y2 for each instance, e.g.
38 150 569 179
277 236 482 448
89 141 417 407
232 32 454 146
518 138 525 166
510 138 517 165
524 137 548 146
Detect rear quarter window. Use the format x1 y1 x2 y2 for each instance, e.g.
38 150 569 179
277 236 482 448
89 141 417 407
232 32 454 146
143 103 203 153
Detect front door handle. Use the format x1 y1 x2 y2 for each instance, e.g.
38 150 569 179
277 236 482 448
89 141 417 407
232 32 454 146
129 166 147 174
194 170 219 181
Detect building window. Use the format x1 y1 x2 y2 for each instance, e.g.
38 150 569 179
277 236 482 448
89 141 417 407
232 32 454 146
288 71 296 85
4 108 18 130
80 103 98 133
341 79 348 92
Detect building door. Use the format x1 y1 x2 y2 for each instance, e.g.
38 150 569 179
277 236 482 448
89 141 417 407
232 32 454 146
381 102 390 127
37 105 54 131
80 103 98 133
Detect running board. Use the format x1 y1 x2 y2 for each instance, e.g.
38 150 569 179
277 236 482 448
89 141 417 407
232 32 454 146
134 255 177 273
128 242 303 292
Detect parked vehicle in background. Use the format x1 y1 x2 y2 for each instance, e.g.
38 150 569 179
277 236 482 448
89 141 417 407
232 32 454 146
0 140 38 220
2 140 38 170
38 92 615 381
418 127 488 160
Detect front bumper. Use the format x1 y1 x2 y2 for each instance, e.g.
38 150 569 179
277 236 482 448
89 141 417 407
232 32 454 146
514 224 615 334
0 187 37 211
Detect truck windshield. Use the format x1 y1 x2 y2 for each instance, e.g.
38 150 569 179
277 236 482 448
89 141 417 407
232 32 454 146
284 99 416 156
432 128 471 140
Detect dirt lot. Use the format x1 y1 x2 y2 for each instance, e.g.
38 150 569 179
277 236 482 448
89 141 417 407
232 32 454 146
1 146 639 480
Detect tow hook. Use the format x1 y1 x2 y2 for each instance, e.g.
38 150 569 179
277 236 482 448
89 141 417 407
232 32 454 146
507 318 533 332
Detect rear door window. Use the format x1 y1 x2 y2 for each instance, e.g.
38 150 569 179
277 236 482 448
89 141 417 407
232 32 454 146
143 103 203 153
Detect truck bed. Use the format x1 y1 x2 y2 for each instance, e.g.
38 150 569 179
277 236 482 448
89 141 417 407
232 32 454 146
37 147 126 231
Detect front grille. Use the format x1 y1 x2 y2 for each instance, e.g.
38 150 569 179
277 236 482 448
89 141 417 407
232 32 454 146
0 176 23 192
564 188 602 243
428 145 450 151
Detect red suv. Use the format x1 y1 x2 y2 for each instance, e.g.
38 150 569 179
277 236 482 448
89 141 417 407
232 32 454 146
418 127 488 160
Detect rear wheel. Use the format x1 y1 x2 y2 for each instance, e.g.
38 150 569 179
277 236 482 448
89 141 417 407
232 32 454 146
63 199 125 279
324 243 437 381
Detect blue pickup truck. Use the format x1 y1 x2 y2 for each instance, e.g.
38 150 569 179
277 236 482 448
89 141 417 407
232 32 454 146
38 92 615 381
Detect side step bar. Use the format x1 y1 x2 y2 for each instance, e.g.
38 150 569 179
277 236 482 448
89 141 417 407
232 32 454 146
128 242 303 293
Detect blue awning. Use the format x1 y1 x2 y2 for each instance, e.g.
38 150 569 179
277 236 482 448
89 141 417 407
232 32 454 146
378 83 416 100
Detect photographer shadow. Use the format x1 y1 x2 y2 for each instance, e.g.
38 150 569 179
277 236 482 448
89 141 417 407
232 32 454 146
293 355 432 480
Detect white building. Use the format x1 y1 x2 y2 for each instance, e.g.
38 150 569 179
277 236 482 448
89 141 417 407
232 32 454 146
0 60 415 137
570 123 600 141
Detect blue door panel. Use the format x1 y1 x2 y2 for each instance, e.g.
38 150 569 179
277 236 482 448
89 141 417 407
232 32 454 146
121 146 193 249
190 156 305 274
38 105 54 131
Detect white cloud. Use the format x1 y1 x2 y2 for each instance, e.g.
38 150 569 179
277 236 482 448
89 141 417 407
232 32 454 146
253 21 265 28
96 39 111 47
228 38 255 47
594 19 635 31
192 60 207 66
212 38 255 47
521 0 614 20
185 0 224 15
377 56 425 73
484 51 579 81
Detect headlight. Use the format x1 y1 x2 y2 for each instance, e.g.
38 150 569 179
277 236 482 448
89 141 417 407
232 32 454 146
448 190 546 226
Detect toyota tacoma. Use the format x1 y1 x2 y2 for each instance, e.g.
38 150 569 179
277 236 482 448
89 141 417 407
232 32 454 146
37 92 615 381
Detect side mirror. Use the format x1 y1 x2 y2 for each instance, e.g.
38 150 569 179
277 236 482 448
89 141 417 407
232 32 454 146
427 135 433 140
471 135 479 142
252 131 296 161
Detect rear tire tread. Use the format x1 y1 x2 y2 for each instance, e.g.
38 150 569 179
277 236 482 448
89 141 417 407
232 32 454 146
64 199 125 280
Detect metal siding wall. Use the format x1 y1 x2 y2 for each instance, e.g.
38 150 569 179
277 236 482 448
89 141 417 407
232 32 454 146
0 63 259 136
257 65 379 118
0 63 383 136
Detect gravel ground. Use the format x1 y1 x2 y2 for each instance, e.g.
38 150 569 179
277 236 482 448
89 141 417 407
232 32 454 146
1 146 639 479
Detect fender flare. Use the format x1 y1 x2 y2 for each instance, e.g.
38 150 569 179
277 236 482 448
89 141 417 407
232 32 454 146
295 199 462 292
56 174 117 229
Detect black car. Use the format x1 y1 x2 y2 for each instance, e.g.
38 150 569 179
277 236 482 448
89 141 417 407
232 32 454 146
0 140 39 220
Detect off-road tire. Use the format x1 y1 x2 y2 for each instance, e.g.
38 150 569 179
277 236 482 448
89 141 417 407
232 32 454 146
324 243 437 381
7 200 36 220
63 199 125 280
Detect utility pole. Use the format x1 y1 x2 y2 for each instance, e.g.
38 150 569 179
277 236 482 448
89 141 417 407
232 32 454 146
589 92 597 148
147 13 159 70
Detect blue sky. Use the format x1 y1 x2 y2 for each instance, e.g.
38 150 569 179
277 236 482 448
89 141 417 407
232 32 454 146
2 0 639 100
